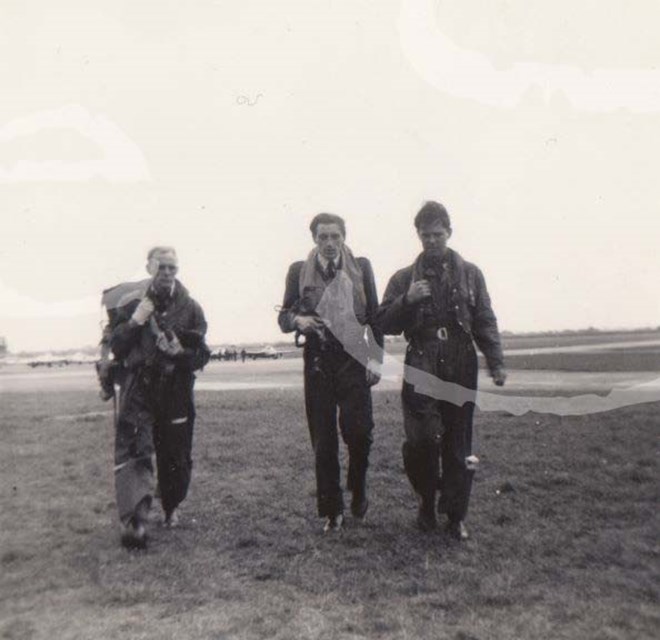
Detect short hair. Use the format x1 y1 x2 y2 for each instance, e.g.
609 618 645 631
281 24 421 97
414 201 451 230
309 213 346 238
147 246 177 262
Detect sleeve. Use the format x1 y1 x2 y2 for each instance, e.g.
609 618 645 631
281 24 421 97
277 263 302 334
175 301 210 371
99 322 112 359
359 258 385 363
191 300 208 336
376 269 416 336
470 267 505 373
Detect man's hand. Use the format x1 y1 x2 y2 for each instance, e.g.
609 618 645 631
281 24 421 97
491 367 507 386
366 359 381 387
405 279 432 305
294 315 325 335
156 332 184 357
130 297 155 326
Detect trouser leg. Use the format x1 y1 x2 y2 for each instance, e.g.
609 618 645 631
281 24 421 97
401 380 443 514
303 365 318 449
437 400 475 522
436 339 478 522
345 438 369 501
154 417 194 515
402 437 440 507
304 362 342 517
153 374 195 516
114 371 155 525
337 360 374 503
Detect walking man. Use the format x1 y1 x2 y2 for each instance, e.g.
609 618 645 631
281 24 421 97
102 246 209 548
377 202 506 540
278 213 383 532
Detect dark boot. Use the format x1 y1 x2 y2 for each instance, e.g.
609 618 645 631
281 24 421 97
446 518 469 541
120 496 151 549
119 516 147 550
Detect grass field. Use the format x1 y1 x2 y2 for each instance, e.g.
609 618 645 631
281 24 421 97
1 387 658 640
380 332 660 373
488 350 660 373
498 330 660 351
382 330 660 351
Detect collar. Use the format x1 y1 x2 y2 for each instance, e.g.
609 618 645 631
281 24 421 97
151 281 176 300
414 248 458 282
316 254 341 271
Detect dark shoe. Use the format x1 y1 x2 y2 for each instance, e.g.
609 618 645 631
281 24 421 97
350 494 369 519
164 509 180 528
120 521 147 550
323 513 344 533
416 504 437 532
446 519 469 541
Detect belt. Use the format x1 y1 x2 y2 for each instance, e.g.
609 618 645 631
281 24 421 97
416 326 450 341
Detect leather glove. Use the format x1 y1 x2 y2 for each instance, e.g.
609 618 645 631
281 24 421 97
131 297 155 326
491 367 507 387
156 332 184 357
366 358 382 387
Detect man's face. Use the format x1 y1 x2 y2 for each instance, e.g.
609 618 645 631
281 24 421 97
150 252 179 291
417 220 452 257
314 223 345 261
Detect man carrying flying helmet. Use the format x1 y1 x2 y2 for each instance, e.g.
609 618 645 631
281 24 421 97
101 246 209 549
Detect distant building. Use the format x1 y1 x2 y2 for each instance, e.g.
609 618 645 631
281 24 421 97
0 337 7 358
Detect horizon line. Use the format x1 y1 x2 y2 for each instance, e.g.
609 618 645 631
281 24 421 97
3 325 659 357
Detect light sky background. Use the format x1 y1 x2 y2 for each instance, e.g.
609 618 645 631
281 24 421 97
1 0 659 352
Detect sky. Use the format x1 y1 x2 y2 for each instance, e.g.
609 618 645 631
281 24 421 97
1 0 659 352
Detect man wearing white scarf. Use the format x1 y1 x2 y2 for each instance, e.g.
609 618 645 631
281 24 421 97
278 213 383 533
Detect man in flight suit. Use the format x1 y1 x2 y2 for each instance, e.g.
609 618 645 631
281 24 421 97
377 202 506 540
103 246 209 548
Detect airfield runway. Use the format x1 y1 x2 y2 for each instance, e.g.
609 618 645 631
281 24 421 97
1 355 658 398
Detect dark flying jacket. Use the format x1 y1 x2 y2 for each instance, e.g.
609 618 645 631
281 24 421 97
377 249 504 373
109 280 209 372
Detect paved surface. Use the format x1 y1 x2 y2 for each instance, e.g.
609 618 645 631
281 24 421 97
1 357 658 397
503 339 660 356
